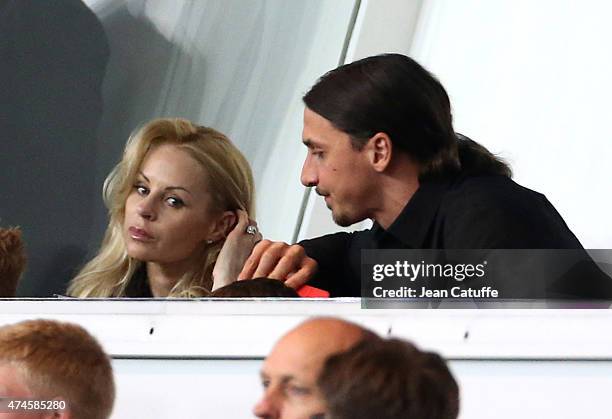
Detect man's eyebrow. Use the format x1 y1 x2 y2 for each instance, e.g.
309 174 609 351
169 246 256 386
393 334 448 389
281 375 297 384
303 138 323 148
137 171 192 196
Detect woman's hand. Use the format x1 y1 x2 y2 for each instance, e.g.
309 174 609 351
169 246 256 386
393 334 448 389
212 209 262 290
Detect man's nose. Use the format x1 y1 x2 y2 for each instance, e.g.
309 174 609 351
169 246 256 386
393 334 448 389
253 389 280 419
300 155 318 187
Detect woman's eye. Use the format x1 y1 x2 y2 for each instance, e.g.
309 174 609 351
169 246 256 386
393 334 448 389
135 185 148 195
166 197 184 208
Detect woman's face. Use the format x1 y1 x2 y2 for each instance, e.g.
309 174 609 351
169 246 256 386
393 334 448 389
123 143 222 269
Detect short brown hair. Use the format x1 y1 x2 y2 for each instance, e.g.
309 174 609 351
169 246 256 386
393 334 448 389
0 319 115 419
0 227 27 297
318 338 459 419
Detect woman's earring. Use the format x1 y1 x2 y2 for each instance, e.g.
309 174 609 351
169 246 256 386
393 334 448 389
206 239 214 244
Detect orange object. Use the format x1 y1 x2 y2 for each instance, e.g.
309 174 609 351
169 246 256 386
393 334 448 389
297 285 330 298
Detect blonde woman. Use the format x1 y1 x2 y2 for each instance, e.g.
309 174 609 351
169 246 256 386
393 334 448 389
68 118 261 297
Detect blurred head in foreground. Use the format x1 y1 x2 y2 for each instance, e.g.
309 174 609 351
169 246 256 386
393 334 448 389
211 278 299 298
0 227 27 297
0 319 115 419
253 317 379 419
318 338 459 419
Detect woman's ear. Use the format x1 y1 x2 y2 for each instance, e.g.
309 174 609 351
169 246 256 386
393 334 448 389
208 210 237 242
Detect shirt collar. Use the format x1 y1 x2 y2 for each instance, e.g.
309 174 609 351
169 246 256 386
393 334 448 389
371 178 453 248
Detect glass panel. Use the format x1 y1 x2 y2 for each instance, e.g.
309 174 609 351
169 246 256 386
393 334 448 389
0 0 357 297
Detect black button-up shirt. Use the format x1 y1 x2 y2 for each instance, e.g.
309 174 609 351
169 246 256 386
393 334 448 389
300 174 591 297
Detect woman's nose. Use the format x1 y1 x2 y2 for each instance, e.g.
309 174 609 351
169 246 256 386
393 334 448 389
136 196 157 221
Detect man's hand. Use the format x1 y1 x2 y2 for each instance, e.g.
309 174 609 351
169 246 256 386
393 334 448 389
238 240 317 289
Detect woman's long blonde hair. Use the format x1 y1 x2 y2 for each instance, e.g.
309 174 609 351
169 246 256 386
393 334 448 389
68 118 254 297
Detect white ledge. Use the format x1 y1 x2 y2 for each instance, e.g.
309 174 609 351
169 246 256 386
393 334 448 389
0 299 611 360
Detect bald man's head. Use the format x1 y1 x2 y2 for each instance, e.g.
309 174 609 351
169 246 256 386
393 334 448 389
253 317 378 419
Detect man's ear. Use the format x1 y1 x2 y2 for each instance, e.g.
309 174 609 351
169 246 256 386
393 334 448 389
365 132 392 172
208 210 237 242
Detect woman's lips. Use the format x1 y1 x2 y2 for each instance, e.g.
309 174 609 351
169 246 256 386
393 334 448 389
128 226 154 241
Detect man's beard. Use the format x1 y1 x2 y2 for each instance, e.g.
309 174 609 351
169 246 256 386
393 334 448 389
331 208 357 227
320 189 365 227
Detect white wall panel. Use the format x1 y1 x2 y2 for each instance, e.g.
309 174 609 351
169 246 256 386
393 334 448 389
411 0 612 248
2 301 611 419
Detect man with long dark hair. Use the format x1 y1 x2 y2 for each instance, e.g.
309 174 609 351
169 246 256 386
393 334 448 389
240 54 599 297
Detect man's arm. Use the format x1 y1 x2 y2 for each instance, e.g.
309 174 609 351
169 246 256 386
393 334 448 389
298 233 353 292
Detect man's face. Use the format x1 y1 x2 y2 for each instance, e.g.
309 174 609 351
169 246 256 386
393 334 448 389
253 319 365 419
252 332 327 419
300 107 375 227
0 363 45 419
